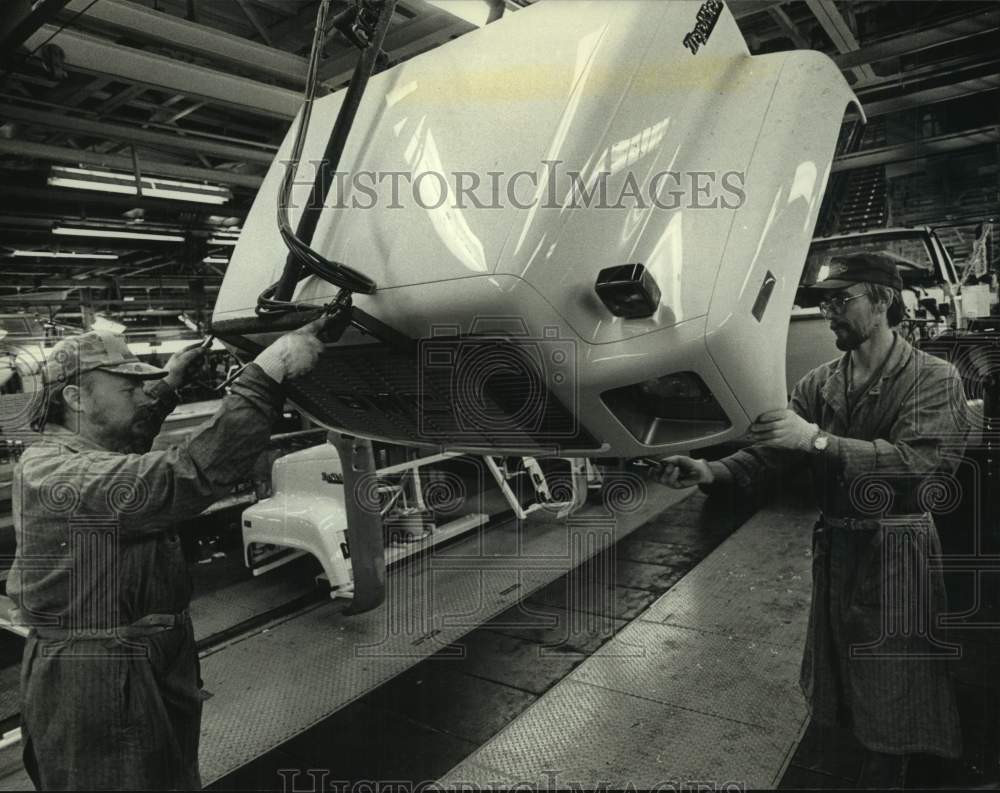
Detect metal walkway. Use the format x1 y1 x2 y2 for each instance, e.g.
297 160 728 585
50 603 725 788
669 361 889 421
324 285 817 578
438 500 815 790
185 481 685 784
0 486 813 790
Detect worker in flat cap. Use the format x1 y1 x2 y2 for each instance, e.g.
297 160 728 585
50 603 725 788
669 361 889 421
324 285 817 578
9 319 327 790
654 252 968 787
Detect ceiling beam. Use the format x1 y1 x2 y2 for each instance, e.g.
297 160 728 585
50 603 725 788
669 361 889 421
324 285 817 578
269 3 325 52
832 125 1000 172
804 0 877 83
23 25 303 119
766 7 810 49
94 84 148 116
60 0 308 85
861 72 1000 117
2 276 222 289
834 9 1000 70
729 1 790 20
0 138 264 188
0 184 251 215
44 73 113 106
0 0 72 62
245 0 304 16
233 0 274 46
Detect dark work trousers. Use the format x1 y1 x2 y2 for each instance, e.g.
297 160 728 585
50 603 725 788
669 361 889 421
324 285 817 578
21 618 202 790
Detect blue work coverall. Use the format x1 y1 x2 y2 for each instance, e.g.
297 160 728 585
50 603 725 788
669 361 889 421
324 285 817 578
9 363 284 790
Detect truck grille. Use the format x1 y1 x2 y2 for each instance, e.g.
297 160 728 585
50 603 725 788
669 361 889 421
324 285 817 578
284 343 599 453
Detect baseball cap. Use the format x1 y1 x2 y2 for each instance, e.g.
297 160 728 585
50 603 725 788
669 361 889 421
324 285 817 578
804 251 904 292
43 331 168 386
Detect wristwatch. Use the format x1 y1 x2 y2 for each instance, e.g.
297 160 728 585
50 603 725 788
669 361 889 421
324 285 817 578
811 427 829 453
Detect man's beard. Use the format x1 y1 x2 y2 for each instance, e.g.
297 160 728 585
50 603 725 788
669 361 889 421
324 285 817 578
832 322 871 351
91 407 157 452
834 330 862 351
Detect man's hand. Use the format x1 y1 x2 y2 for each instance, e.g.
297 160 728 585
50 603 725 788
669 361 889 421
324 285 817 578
163 342 208 391
748 409 818 451
646 455 714 489
254 315 327 382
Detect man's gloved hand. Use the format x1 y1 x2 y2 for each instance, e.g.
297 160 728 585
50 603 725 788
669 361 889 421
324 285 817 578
162 343 209 391
748 409 818 451
646 455 714 489
254 316 327 383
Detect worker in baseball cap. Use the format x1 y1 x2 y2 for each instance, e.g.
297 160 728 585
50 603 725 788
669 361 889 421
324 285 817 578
11 317 327 790
801 251 907 351
43 329 171 383
650 250 966 784
807 250 906 291
31 329 194 452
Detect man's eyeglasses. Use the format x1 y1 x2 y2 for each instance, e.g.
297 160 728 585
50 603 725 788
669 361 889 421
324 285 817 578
818 293 865 315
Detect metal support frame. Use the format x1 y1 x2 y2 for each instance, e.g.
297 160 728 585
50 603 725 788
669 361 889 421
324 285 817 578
0 184 250 216
766 7 810 50
23 25 302 119
729 0 790 21
94 84 147 116
233 0 274 46
0 276 222 290
804 0 877 83
61 0 306 84
0 137 264 188
0 0 72 63
860 71 1000 117
834 9 999 71
832 125 1000 173
45 74 113 106
483 456 593 520
327 433 386 614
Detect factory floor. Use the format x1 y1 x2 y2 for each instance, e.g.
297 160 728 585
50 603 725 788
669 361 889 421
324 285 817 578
209 476 1000 791
209 484 759 790
0 468 995 790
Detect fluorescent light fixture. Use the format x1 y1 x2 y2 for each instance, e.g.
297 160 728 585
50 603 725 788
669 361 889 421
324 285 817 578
10 250 119 260
49 166 232 205
177 314 199 332
91 315 127 334
203 256 229 264
207 226 241 246
53 225 185 243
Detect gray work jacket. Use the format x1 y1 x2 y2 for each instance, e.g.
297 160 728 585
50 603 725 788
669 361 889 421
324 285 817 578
10 362 285 790
720 333 968 757
10 363 285 632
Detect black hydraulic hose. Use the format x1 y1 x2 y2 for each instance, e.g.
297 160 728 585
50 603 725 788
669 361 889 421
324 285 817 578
269 0 397 308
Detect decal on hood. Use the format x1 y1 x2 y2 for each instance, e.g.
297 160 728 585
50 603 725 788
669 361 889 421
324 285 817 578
683 0 724 54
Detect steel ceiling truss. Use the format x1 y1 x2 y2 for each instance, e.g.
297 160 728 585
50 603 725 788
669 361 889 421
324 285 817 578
22 25 303 118
0 0 73 63
1 0 997 319
0 138 264 189
833 125 1000 173
60 0 309 85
